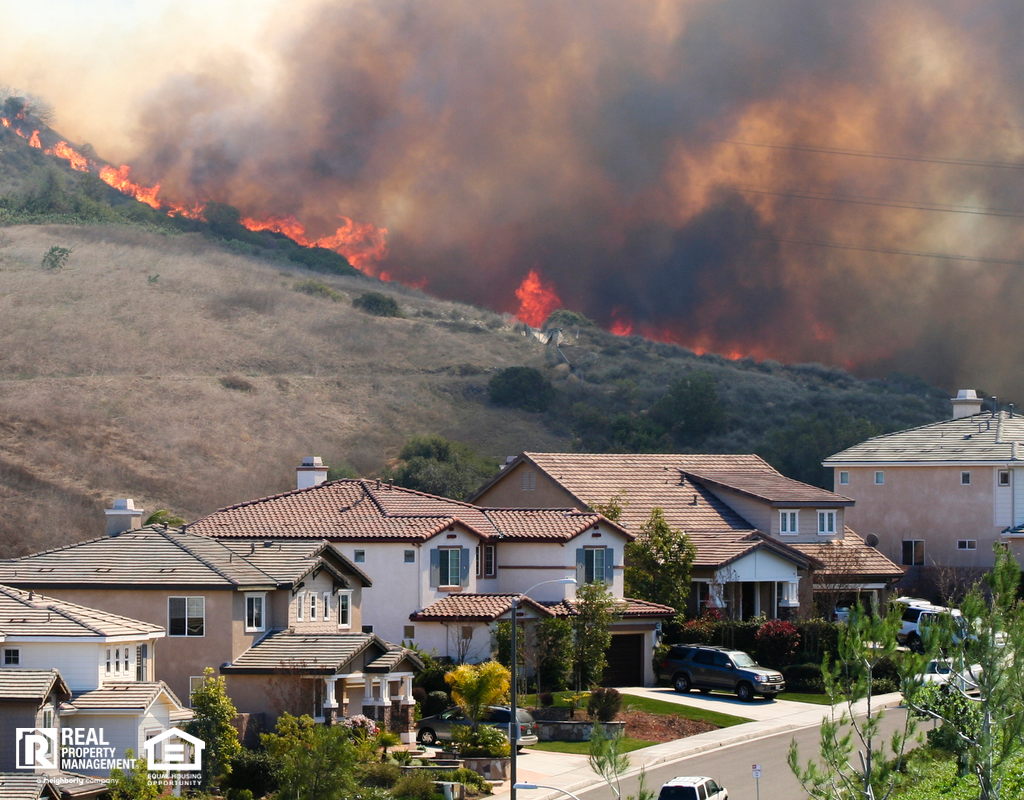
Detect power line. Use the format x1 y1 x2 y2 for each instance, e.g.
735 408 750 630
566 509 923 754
719 139 1024 170
756 236 1024 267
733 185 1024 219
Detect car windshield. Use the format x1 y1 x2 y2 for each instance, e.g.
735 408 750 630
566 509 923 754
732 653 756 668
659 787 698 800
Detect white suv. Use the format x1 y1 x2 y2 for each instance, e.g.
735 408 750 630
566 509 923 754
893 597 963 653
658 776 728 800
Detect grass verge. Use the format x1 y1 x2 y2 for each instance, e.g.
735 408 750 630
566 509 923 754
777 691 833 705
520 691 752 728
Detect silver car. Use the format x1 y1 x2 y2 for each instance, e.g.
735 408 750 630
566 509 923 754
415 705 539 749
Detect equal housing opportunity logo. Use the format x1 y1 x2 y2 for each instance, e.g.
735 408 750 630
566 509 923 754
16 727 205 773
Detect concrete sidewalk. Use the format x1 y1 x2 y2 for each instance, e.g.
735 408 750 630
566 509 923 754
491 691 905 800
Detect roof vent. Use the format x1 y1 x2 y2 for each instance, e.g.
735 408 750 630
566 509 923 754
297 456 329 490
105 498 144 537
952 389 983 420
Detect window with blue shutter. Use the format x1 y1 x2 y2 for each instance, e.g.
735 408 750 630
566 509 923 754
578 547 613 584
432 548 465 587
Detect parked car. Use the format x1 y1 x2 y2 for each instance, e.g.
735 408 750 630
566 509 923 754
657 644 785 701
415 705 539 749
918 658 982 693
658 776 728 800
892 597 965 653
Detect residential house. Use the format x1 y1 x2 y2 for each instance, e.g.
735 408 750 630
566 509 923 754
824 389 1024 595
0 584 188 780
0 524 420 734
184 465 672 686
469 453 903 617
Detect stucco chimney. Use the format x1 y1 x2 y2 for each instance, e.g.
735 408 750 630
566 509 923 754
952 389 983 420
297 456 329 489
105 498 143 536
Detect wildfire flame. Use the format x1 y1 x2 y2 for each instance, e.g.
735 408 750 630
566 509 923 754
1 118 9 128
50 141 89 171
241 215 390 278
98 165 162 209
28 130 41 148
610 308 634 336
514 269 561 328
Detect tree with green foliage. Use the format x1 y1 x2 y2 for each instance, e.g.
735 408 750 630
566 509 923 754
261 713 357 800
904 546 1024 800
758 413 881 489
535 617 574 691
571 581 619 690
444 661 510 732
41 245 72 270
184 667 242 790
624 508 696 617
384 434 499 500
144 509 186 527
488 366 556 412
788 600 921 800
353 291 403 317
107 749 160 800
648 372 727 446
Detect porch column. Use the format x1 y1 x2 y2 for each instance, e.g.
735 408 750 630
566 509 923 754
324 677 339 725
398 674 416 744
362 677 378 720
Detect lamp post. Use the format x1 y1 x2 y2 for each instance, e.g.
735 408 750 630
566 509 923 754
510 577 577 800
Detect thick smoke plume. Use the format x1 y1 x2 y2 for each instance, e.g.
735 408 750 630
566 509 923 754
64 1 1024 396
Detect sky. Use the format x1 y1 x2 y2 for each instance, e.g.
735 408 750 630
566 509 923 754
5 0 1024 399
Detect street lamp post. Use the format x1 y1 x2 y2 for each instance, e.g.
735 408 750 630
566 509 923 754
510 578 577 800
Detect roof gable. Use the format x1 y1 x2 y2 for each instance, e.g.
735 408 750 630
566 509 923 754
0 585 163 640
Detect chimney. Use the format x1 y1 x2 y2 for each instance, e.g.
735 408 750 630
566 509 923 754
296 456 329 489
952 389 983 420
105 498 143 537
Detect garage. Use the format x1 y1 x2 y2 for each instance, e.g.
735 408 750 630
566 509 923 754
601 633 644 686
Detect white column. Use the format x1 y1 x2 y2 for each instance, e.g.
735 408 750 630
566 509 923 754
380 677 391 705
401 675 414 704
324 677 338 709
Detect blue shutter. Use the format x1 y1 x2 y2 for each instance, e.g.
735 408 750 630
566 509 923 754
576 548 586 584
430 549 440 587
604 547 614 583
461 548 471 586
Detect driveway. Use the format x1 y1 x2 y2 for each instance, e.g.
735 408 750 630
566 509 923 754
619 685 827 723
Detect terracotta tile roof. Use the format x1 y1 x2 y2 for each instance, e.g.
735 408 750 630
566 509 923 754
0 669 70 702
222 630 420 674
409 593 555 622
683 470 853 506
187 480 624 543
0 585 164 639
0 775 62 800
66 681 187 712
824 411 1024 464
541 597 676 618
790 531 904 580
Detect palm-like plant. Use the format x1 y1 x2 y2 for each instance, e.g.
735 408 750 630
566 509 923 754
444 661 510 732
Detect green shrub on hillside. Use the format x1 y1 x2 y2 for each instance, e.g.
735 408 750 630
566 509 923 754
488 366 556 412
544 308 597 329
294 279 344 302
384 435 498 500
354 291 403 317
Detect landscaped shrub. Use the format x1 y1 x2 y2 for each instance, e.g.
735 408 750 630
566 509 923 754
537 692 554 708
435 768 493 796
354 291 403 317
587 687 622 722
219 748 279 799
488 367 556 412
782 663 825 693
754 619 801 668
451 724 510 758
357 761 402 788
392 770 444 800
424 690 451 717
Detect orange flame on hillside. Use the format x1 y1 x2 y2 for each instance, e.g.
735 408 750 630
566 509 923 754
1 118 9 128
28 130 41 148
610 308 634 336
241 215 390 278
50 141 89 171
99 165 162 209
514 269 561 327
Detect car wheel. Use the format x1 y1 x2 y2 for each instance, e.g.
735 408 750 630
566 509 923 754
699 688 712 695
673 673 692 693
736 682 754 702
418 728 438 746
907 633 924 654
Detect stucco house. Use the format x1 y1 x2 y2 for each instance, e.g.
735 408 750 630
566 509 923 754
469 452 903 617
184 467 672 686
824 389 1024 595
0 584 188 781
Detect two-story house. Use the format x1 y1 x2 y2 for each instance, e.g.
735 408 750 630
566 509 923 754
470 452 903 617
824 389 1024 596
0 584 188 780
185 468 672 687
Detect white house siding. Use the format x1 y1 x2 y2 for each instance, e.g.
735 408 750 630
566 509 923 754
15 643 103 691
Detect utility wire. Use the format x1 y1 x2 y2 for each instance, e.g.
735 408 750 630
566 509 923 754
718 139 1024 170
756 236 1024 266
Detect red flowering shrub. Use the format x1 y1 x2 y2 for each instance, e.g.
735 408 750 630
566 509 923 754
754 618 800 668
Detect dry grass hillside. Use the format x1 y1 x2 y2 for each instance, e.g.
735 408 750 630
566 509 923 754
0 224 565 555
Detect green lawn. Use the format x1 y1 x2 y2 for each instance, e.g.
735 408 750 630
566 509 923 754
528 738 654 755
520 691 752 728
777 691 833 705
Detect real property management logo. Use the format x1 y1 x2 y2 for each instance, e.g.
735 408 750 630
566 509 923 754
16 727 205 772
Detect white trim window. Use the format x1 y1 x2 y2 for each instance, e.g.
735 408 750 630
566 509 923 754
3 647 20 666
961 471 971 485
246 593 266 632
309 592 319 621
874 471 885 485
780 510 798 535
438 548 462 587
189 676 206 708
168 597 205 637
838 471 849 485
121 647 131 674
999 470 1011 487
777 581 799 608
957 539 978 551
105 648 112 674
354 550 365 563
296 593 305 622
322 591 331 620
902 539 925 566
817 510 836 536
337 591 351 629
581 546 610 584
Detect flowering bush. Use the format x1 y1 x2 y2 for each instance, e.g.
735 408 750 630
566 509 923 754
754 618 800 667
677 608 722 644
342 714 379 738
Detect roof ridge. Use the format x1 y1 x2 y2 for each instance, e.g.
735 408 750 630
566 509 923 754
167 529 279 586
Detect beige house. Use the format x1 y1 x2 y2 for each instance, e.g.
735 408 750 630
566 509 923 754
824 389 1024 595
470 453 903 617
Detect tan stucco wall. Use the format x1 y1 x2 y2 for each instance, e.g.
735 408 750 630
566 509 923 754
474 462 585 510
837 465 1004 569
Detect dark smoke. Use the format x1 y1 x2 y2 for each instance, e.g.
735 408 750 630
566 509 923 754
128 0 1024 398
